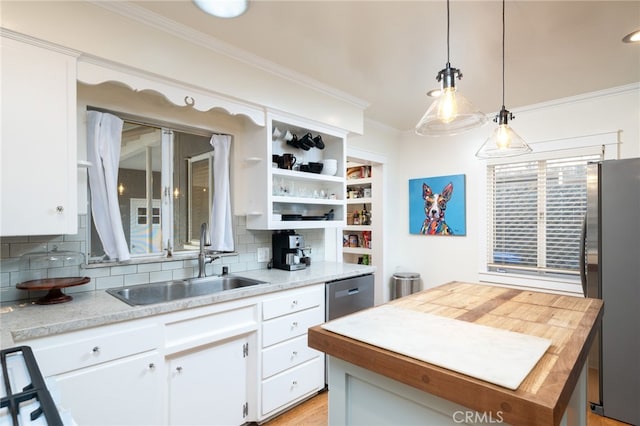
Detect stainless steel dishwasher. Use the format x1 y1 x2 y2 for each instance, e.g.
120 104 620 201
325 274 374 321
324 274 374 386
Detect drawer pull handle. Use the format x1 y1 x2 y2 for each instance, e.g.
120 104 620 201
292 321 298 328
176 366 183 373
92 346 100 354
56 206 64 213
292 380 298 386
148 363 156 370
292 300 298 306
292 351 298 357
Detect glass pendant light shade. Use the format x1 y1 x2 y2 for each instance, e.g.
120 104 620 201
415 1 487 137
416 82 489 136
476 107 531 158
476 0 531 159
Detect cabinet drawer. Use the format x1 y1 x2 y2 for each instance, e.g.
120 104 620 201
32 324 161 377
262 285 324 320
262 306 324 348
262 334 322 379
261 357 324 416
165 304 258 353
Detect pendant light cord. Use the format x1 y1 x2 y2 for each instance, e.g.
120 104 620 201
446 0 451 64
501 0 505 107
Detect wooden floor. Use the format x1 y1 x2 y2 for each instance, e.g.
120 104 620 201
263 391 630 425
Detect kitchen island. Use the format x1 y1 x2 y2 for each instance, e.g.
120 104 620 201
308 281 603 426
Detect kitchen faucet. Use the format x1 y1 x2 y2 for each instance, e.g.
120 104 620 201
198 222 219 278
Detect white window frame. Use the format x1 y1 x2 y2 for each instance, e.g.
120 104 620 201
478 132 619 295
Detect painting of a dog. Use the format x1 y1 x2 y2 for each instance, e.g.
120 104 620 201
420 182 453 235
409 174 466 236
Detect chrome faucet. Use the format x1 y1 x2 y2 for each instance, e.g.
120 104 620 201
197 222 217 278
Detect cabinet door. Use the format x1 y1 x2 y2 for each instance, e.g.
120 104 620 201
0 36 77 236
169 335 250 426
53 351 163 426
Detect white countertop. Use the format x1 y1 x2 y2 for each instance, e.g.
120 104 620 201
1 262 375 348
322 304 551 390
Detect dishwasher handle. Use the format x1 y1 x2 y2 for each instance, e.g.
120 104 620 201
335 287 360 298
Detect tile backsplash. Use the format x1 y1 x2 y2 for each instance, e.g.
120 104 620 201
0 215 325 303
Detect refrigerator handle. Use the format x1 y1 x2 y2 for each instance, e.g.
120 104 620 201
579 215 587 297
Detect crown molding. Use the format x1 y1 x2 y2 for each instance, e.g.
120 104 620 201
510 82 640 115
89 1 370 110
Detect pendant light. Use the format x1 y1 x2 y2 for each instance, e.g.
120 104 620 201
415 0 488 136
475 0 531 158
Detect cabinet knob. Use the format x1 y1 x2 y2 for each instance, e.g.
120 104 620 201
148 363 156 370
292 299 298 306
176 366 183 373
292 351 298 357
292 380 298 386
56 206 64 213
292 321 298 328
92 346 100 354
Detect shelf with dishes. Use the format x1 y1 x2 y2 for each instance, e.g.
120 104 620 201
244 112 347 230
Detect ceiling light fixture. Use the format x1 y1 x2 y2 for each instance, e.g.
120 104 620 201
415 0 488 136
193 0 248 19
622 29 640 44
475 0 531 159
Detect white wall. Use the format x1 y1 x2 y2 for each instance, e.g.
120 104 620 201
355 84 640 299
399 84 640 293
1 1 365 134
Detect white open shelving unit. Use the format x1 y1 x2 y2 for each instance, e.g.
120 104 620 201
243 111 347 230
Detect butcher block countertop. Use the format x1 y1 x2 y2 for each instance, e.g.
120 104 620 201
308 281 603 426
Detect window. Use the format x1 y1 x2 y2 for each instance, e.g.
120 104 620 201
486 153 602 277
89 119 215 261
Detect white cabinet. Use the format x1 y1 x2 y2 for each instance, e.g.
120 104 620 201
164 300 259 425
25 321 164 426
0 33 78 236
243 112 347 230
259 284 325 420
168 336 252 426
54 351 162 426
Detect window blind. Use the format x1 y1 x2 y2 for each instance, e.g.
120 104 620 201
487 153 601 276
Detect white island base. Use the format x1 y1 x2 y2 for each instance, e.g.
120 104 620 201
327 356 587 426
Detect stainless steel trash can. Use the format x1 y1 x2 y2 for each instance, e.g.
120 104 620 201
392 272 421 299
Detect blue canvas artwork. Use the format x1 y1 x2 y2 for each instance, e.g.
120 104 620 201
409 174 466 236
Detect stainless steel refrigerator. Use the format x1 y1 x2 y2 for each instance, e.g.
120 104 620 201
582 158 640 425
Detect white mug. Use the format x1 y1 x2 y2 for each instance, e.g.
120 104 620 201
320 159 338 176
272 126 282 140
283 130 294 142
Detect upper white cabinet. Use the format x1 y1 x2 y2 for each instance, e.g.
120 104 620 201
1 33 78 236
243 112 347 230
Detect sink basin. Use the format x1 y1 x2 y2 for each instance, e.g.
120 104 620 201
107 276 266 306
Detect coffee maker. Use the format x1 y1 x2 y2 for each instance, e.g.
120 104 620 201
272 231 306 271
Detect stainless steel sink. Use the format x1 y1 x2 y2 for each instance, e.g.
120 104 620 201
106 276 266 306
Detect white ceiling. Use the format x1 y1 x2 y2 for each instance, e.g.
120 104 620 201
131 1 640 131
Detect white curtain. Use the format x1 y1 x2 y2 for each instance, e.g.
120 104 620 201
209 134 234 251
87 111 131 261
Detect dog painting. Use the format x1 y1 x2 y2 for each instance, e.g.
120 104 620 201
409 175 466 236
